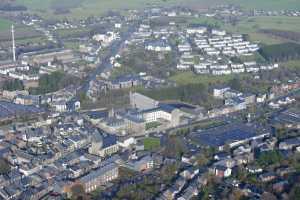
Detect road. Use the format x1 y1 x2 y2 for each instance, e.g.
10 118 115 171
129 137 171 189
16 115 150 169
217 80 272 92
78 23 138 94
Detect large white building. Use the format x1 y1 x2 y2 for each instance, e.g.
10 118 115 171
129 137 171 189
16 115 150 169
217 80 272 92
140 104 182 127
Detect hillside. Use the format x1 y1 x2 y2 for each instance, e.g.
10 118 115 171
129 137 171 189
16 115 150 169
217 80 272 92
13 0 300 19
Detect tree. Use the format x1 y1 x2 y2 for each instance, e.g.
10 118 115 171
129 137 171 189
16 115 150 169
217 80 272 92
195 153 210 167
257 150 283 167
289 184 300 200
261 192 277 200
2 79 24 91
0 158 10 174
228 77 242 91
229 189 244 200
223 143 231 153
30 71 80 94
69 183 86 200
163 136 187 158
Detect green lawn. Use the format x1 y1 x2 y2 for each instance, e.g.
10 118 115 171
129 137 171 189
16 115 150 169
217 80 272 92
143 137 161 151
170 71 245 86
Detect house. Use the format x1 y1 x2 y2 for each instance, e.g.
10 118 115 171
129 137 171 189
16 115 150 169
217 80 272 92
276 167 296 176
140 104 182 127
21 49 76 65
246 165 263 174
214 152 231 161
99 116 126 134
234 153 254 165
66 99 81 111
256 93 267 103
117 137 136 148
177 183 199 200
14 94 40 106
279 137 300 150
259 172 277 182
108 75 141 90
241 93 256 105
223 89 242 99
180 167 199 180
272 180 289 193
123 114 146 135
186 26 207 34
145 40 171 52
52 101 67 112
178 42 192 52
213 86 231 98
125 155 155 172
212 29 226 36
85 110 109 125
2 90 29 100
88 132 119 158
191 123 269 151
79 162 119 193
214 165 232 178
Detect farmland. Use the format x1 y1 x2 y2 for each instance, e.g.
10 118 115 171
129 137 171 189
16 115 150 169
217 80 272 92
0 25 44 43
222 16 300 45
14 0 300 19
0 18 12 31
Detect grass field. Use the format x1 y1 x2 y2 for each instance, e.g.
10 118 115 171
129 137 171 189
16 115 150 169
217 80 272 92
15 0 300 19
0 18 12 31
222 16 300 45
228 17 300 33
143 137 161 151
280 60 300 70
170 71 247 86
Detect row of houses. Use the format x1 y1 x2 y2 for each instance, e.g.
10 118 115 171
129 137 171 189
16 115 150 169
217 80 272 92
177 53 279 75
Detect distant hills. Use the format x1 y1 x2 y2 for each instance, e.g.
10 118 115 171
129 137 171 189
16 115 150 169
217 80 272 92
5 0 300 19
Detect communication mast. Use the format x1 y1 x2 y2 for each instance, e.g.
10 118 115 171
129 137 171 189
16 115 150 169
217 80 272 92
11 24 16 62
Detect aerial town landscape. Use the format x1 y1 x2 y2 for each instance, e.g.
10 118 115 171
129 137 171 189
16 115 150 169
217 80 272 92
0 0 299 199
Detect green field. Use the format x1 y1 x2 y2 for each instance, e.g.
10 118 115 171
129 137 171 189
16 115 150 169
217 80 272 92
15 0 300 19
222 16 300 45
226 17 300 33
280 60 300 70
170 71 248 86
0 18 12 31
143 137 161 151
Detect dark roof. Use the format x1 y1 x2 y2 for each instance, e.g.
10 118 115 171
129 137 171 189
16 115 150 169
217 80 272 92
145 40 170 47
79 162 117 183
93 132 118 148
159 102 195 110
0 101 44 119
215 165 228 171
86 110 108 119
191 123 260 147
272 108 300 125
102 134 117 148
159 104 177 113
111 75 140 84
